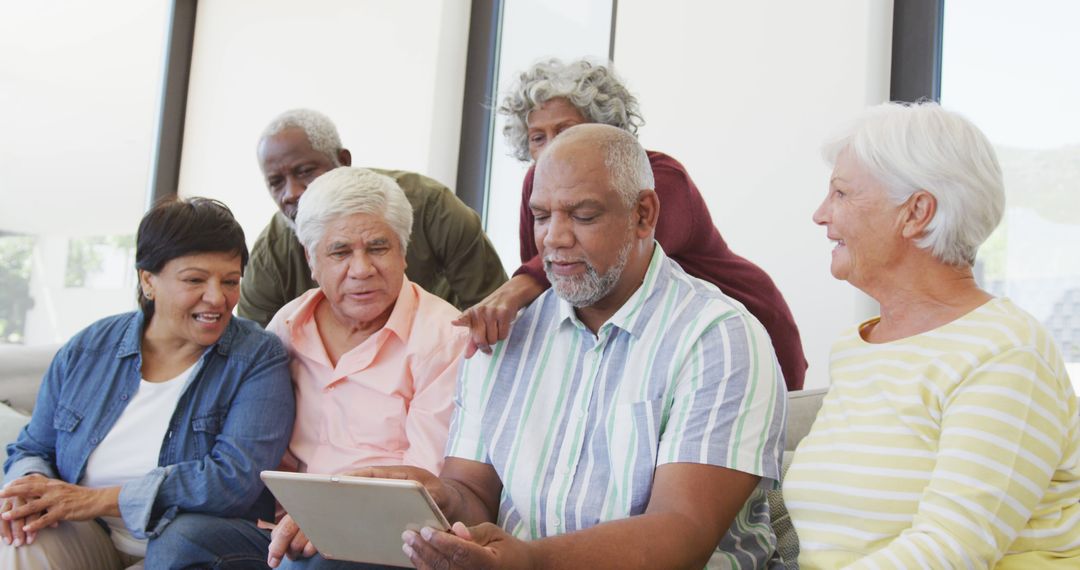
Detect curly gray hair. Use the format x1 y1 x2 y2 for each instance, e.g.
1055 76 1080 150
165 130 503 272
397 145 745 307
258 108 344 166
499 59 645 162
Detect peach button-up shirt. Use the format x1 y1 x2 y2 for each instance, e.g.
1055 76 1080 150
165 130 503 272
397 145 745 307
266 280 466 476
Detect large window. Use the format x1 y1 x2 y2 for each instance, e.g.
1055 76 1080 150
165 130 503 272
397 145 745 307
942 0 1080 384
178 0 472 251
483 0 614 275
0 1 169 345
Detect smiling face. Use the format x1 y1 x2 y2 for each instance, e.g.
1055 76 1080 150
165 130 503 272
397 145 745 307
526 97 589 161
812 149 906 288
310 212 406 330
531 145 637 307
140 251 242 348
258 127 340 221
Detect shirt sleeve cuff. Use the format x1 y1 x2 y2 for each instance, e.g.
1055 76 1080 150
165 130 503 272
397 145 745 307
118 465 177 539
2 456 56 485
445 437 489 464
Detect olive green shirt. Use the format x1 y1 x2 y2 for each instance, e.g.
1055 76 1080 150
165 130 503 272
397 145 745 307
238 168 507 327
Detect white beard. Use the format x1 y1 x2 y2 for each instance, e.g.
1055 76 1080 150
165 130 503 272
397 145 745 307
545 238 632 308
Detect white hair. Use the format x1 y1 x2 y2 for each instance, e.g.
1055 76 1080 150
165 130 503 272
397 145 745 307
541 124 654 209
295 167 414 258
823 101 1004 266
258 108 343 166
604 128 655 208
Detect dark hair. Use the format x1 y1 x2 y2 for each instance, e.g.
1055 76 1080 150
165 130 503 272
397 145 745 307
135 197 248 320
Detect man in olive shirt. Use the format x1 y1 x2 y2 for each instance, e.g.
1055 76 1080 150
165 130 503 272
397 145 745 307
239 108 507 327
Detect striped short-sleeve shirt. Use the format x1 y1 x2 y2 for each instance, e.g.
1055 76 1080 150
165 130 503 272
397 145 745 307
786 297 1080 569
446 245 787 569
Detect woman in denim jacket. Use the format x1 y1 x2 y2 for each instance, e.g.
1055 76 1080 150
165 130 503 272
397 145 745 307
1 198 296 569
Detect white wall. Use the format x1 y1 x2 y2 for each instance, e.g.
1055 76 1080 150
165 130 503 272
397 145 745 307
614 0 894 389
178 0 472 247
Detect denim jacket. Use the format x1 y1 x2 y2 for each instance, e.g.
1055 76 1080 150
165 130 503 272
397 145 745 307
3 311 296 539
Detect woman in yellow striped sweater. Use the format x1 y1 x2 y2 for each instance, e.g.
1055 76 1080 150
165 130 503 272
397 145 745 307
787 101 1080 569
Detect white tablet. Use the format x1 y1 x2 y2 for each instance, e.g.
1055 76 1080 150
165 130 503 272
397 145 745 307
261 470 450 567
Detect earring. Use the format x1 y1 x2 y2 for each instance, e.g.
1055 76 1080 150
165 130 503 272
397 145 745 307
145 291 154 301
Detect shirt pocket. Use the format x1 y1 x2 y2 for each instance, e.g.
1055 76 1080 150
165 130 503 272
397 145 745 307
190 409 227 457
52 404 83 432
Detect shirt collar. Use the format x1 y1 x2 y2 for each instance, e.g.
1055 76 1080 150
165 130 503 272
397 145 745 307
285 279 417 346
116 310 238 358
285 288 326 340
555 242 669 339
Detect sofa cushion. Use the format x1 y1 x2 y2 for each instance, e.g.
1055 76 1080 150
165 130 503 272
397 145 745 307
785 388 826 451
0 402 31 464
0 343 59 413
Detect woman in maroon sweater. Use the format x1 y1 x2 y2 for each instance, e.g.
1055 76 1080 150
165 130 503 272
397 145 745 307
456 59 807 390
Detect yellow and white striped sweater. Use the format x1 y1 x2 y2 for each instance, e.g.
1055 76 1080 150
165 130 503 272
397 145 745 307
787 298 1080 569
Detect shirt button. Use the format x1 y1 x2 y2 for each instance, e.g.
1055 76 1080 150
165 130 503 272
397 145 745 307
574 410 584 419
120 394 128 401
560 466 571 475
553 519 561 527
91 437 100 444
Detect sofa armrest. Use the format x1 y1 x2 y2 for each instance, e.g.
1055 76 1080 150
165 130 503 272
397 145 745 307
785 388 826 452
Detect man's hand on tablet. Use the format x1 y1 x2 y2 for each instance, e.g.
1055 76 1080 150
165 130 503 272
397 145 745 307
267 514 318 568
401 521 538 570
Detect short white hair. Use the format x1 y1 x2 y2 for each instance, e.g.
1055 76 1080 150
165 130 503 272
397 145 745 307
541 124 654 209
823 101 1004 266
295 167 413 258
259 108 343 165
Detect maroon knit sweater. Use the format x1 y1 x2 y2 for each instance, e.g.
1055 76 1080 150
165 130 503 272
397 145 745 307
514 150 807 390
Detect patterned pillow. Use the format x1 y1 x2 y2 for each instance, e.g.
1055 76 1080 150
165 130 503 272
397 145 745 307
767 451 799 569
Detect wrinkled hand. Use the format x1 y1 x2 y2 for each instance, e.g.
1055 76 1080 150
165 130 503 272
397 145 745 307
267 514 317 568
452 275 542 358
452 303 517 358
1 494 50 547
402 521 536 570
345 466 450 513
0 475 113 533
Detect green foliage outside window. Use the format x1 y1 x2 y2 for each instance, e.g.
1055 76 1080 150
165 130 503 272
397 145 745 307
0 236 36 344
65 235 136 288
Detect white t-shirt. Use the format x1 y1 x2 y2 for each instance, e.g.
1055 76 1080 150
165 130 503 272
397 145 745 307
80 361 198 556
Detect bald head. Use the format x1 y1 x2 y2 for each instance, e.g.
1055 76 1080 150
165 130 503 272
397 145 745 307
536 123 655 208
530 123 660 319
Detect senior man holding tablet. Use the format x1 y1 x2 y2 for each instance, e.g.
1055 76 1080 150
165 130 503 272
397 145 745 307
160 167 467 569
352 125 788 569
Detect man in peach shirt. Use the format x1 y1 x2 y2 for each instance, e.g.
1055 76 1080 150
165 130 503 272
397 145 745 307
264 167 467 569
120 168 463 568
